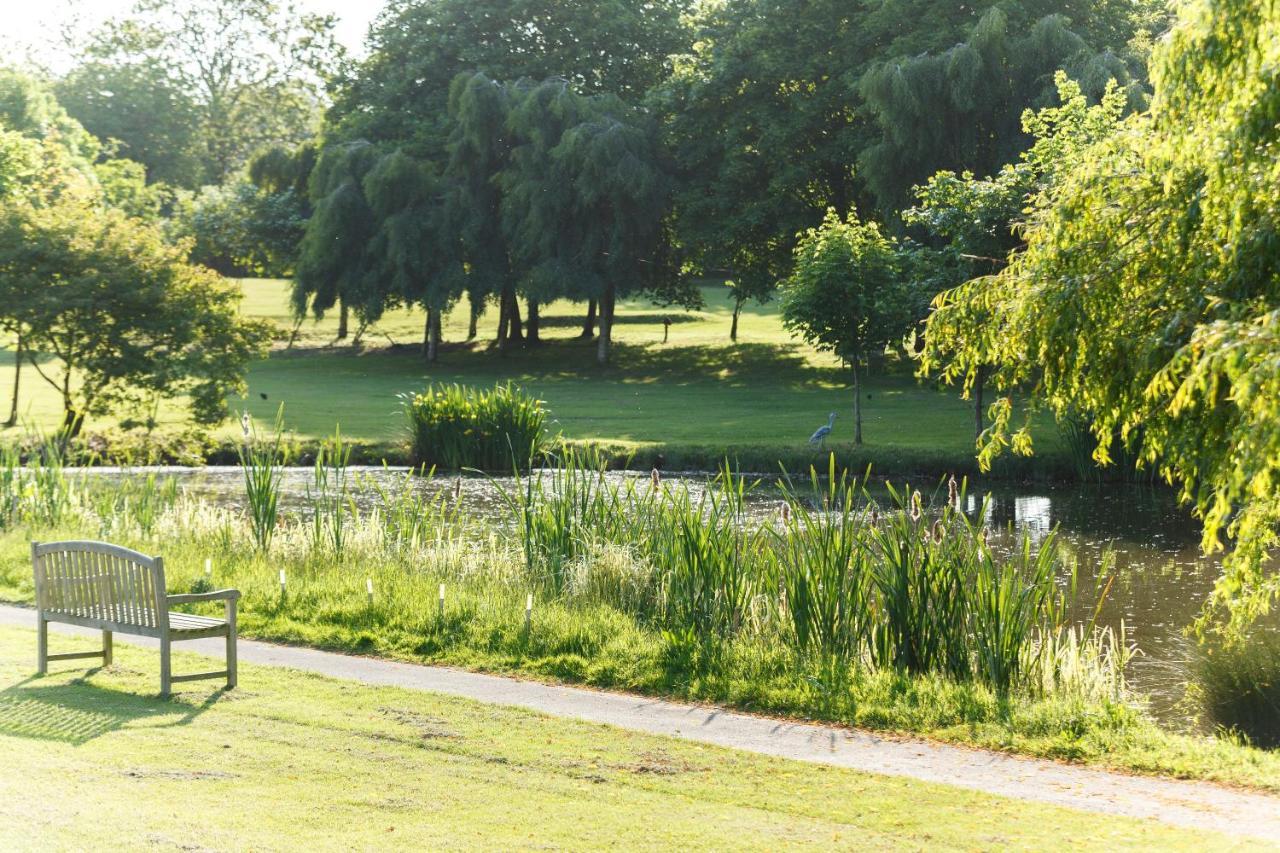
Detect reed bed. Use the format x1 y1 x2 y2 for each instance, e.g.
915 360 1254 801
403 382 549 471
2 443 1133 719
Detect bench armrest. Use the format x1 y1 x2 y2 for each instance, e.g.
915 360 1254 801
167 589 241 605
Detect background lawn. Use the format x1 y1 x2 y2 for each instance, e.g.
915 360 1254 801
0 627 1229 850
0 279 1062 459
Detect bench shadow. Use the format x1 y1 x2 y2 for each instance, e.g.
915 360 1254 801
0 673 221 746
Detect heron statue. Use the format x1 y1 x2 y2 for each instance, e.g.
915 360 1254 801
808 412 837 448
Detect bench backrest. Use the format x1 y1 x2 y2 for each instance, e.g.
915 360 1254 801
32 540 167 630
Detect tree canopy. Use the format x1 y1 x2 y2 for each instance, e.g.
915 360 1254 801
781 209 912 445
0 198 271 432
918 0 1280 632
66 0 341 185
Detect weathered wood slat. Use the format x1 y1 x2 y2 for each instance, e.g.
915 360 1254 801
169 670 229 683
46 650 109 662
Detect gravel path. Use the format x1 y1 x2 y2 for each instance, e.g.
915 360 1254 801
5 603 1277 842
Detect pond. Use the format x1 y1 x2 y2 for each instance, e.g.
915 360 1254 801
72 466 1224 716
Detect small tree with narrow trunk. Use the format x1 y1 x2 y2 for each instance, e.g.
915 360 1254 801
781 208 910 445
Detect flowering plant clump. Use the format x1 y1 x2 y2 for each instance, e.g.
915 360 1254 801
402 383 549 471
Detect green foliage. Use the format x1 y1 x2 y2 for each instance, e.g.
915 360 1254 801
55 59 203 188
0 68 100 170
403 383 549 471
859 8 1146 211
332 0 690 157
782 209 909 361
169 180 305 277
662 0 1156 295
93 158 169 220
1193 629 1280 749
781 209 912 443
918 0 1280 631
72 0 340 184
0 198 272 432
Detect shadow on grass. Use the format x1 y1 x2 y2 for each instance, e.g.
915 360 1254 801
0 673 220 746
535 312 702 329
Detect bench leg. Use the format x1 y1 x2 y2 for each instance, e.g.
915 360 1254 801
102 630 113 666
225 621 237 690
37 616 48 675
159 636 172 697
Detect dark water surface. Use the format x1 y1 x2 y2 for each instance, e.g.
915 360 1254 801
74 466 1223 714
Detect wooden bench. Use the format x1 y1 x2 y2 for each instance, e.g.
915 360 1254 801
32 540 239 696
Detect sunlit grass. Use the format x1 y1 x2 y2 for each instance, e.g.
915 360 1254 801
0 627 1232 849
0 280 1064 459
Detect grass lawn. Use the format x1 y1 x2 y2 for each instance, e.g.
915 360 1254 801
0 279 1064 468
0 626 1236 850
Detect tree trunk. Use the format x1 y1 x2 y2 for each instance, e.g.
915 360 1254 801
4 332 20 428
427 309 441 363
507 295 524 342
730 298 743 342
526 300 540 345
852 357 863 446
62 370 82 438
596 286 616 365
467 297 481 340
337 300 349 340
496 287 511 354
580 299 597 339
974 365 986 440
422 309 436 361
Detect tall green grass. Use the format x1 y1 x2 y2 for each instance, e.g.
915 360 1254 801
403 383 549 471
0 435 72 529
238 408 286 551
1193 630 1280 748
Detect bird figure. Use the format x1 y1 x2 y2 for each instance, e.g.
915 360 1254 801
808 412 837 448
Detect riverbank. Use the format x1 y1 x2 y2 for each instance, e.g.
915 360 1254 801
0 475 1275 794
8 428 1089 483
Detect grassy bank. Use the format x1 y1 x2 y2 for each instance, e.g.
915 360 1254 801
1 280 1074 479
0 628 1229 850
0 457 1276 792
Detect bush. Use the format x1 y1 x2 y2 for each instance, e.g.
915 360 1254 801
403 383 549 471
1194 630 1280 748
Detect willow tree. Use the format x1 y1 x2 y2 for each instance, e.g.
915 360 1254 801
445 73 519 351
293 141 382 340
919 0 1280 632
363 149 461 361
859 7 1146 212
553 103 672 365
499 79 602 345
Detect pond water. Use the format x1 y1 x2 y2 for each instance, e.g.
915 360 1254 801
72 466 1225 716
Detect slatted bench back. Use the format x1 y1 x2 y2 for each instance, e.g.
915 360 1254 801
32 541 166 630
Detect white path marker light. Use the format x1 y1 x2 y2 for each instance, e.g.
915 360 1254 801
279 569 287 599
204 558 212 579
438 583 446 620
525 592 533 631
366 577 374 607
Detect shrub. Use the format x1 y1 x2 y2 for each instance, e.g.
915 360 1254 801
1194 630 1280 748
403 383 549 472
